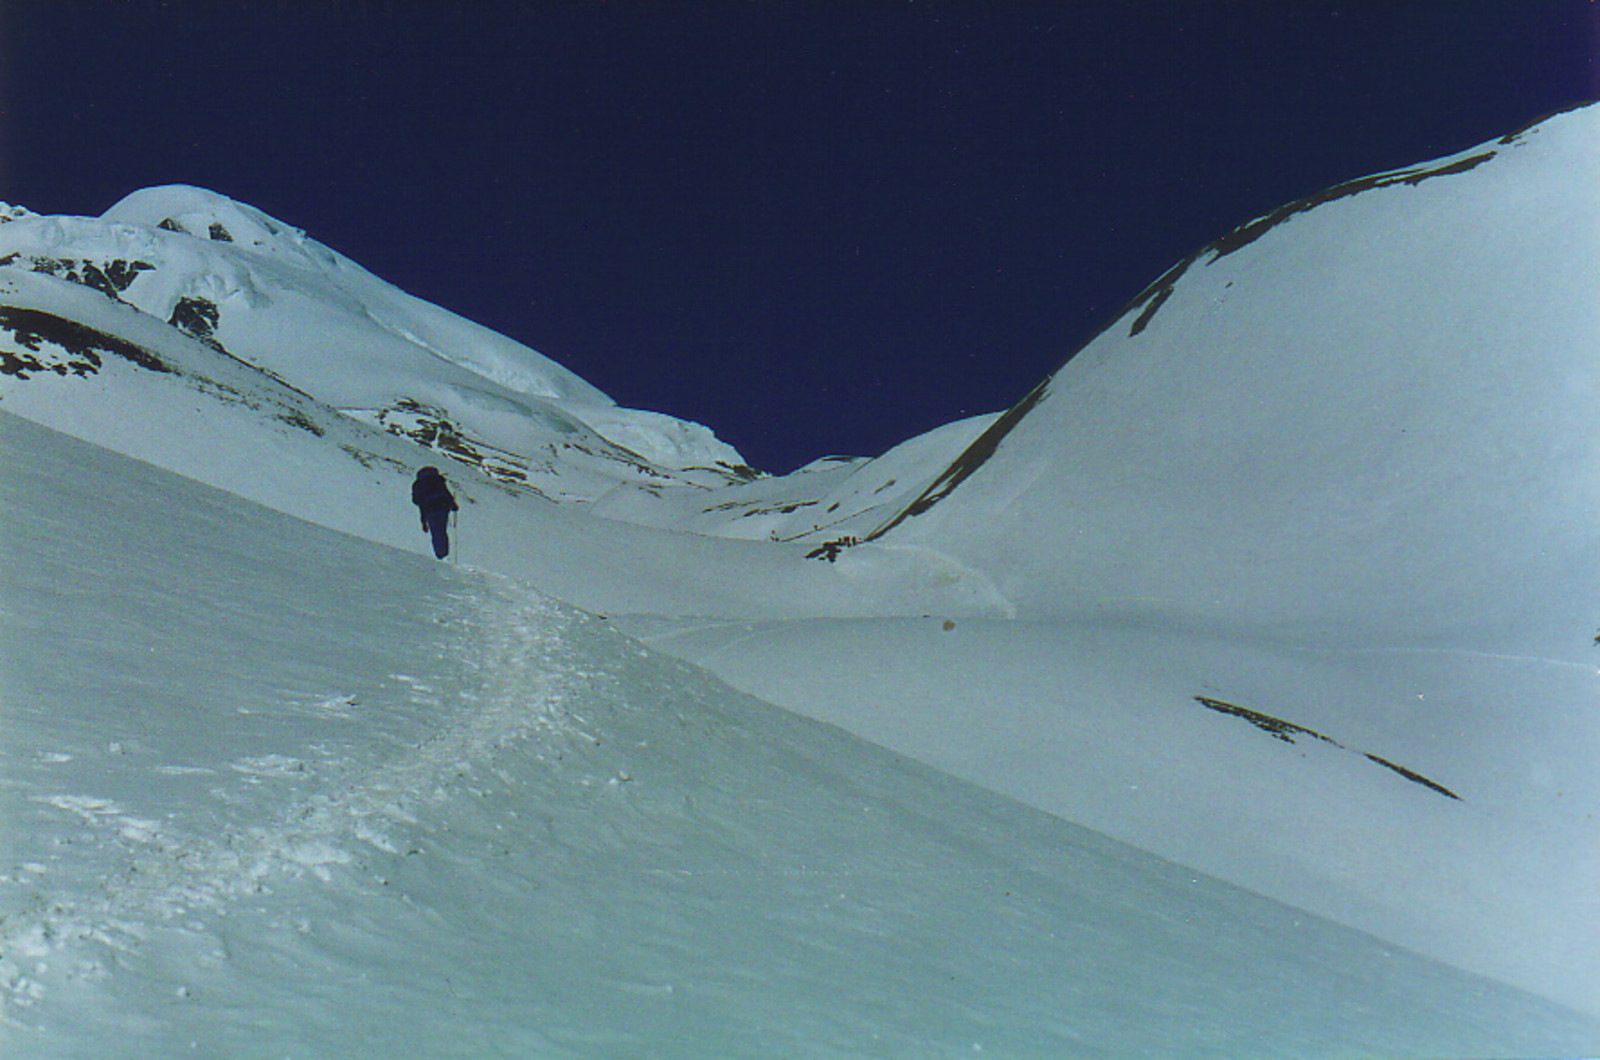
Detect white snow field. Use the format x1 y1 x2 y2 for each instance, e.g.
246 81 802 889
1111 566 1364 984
3 100 1600 1054
3 412 1596 1058
622 103 1600 1020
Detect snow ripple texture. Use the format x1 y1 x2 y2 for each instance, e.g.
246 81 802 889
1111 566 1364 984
1 569 591 1029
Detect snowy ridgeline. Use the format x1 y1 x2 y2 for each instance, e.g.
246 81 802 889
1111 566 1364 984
3 411 1597 1058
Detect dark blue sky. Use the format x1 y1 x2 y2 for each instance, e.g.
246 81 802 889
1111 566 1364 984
3 2 1595 471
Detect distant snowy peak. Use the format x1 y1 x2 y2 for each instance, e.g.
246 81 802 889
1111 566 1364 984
96 183 613 408
0 183 766 514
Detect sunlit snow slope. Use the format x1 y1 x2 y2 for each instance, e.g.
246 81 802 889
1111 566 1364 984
859 104 1600 650
7 413 1596 1056
626 102 1600 1019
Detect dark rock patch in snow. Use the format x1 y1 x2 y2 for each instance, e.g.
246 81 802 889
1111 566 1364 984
1195 695 1460 800
276 409 325 437
0 254 155 303
1362 752 1462 801
372 398 537 490
168 296 221 347
1496 99 1597 145
849 375 1051 546
1207 151 1498 261
0 306 173 377
339 444 410 474
744 499 818 518
804 535 859 562
1126 149 1500 338
1194 695 1338 746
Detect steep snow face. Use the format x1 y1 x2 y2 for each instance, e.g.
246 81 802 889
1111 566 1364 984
4 411 1597 1058
863 104 1600 650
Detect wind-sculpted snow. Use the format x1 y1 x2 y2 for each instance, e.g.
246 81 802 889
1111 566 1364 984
5 413 1598 1057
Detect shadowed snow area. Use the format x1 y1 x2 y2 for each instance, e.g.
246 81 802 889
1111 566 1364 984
4 413 1598 1056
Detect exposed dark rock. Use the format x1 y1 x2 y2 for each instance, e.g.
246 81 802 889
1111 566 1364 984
853 375 1051 545
805 536 858 562
1363 752 1461 801
158 217 187 234
374 398 536 489
0 305 174 376
1194 695 1460 800
740 499 817 518
89 259 156 296
1126 148 1498 338
338 445 410 473
1497 99 1594 145
169 296 221 343
208 222 234 242
276 409 325 436
1195 695 1337 745
6 255 154 302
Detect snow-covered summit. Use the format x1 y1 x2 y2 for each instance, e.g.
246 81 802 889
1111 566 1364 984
102 184 619 410
103 184 333 263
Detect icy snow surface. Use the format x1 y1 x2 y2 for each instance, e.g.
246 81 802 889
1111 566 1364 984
3 412 1596 1058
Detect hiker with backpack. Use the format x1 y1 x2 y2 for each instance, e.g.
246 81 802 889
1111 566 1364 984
411 466 458 559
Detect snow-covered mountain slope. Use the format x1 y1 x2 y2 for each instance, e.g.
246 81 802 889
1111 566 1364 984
621 606 1600 1020
5 103 1599 1036
4 411 1597 1058
0 194 1005 618
851 103 1600 651
0 184 754 498
630 103 1600 1018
